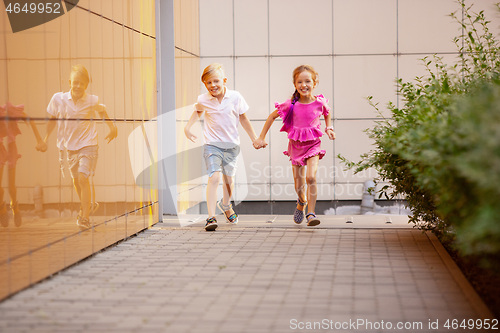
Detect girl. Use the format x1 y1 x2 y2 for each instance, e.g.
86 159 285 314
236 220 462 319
254 65 335 226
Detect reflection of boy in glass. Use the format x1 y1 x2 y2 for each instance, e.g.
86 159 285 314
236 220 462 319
37 65 117 230
0 102 44 227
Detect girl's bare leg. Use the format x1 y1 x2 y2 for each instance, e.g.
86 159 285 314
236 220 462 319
72 177 83 218
7 165 17 205
8 166 22 225
292 164 307 210
305 155 320 214
0 165 7 226
78 172 91 221
0 165 4 204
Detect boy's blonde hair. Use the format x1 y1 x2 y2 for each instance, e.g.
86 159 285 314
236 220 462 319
201 63 225 83
71 64 91 84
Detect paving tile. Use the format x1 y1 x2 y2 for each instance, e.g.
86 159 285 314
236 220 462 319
0 215 493 332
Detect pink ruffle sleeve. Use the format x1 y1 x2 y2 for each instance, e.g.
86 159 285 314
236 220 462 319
275 99 292 132
316 94 331 117
275 99 291 120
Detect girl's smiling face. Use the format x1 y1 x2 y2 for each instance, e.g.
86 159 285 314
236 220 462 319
203 71 227 99
294 70 316 101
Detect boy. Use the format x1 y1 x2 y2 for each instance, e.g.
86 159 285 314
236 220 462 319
184 63 264 231
37 64 117 230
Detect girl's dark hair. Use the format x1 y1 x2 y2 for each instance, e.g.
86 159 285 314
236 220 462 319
282 65 318 128
282 90 300 128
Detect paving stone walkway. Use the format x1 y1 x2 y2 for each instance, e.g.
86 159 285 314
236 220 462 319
0 215 494 332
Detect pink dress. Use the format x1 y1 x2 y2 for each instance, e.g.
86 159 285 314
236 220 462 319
275 95 330 166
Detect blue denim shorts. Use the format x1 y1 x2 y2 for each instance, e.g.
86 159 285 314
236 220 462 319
203 144 240 177
66 145 98 178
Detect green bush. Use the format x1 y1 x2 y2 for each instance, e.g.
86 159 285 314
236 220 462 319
339 0 500 256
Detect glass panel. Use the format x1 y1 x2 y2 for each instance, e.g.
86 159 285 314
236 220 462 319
0 0 158 300
175 0 201 215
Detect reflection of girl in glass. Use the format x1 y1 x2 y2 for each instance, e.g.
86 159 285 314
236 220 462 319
0 102 44 227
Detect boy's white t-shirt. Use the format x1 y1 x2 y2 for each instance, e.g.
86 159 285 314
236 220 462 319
196 89 249 147
47 92 100 151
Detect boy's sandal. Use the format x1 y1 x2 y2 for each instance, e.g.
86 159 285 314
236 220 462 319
306 213 321 227
293 199 307 224
217 200 238 224
205 217 218 231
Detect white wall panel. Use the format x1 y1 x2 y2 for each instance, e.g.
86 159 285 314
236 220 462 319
398 0 458 53
234 57 270 119
333 0 397 55
269 0 332 56
196 0 487 202
334 55 398 119
234 0 268 56
199 0 233 56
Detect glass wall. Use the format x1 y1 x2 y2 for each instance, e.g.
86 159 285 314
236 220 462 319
0 0 158 300
174 0 201 214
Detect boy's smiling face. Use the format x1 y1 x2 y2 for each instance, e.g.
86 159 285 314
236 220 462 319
203 71 227 99
69 72 89 102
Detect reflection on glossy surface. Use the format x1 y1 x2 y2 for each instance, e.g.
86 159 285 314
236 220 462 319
0 0 158 300
37 64 119 231
0 211 155 299
0 102 44 228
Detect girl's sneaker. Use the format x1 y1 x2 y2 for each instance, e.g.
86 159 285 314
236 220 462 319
306 213 321 226
205 217 218 231
217 200 238 224
293 199 307 224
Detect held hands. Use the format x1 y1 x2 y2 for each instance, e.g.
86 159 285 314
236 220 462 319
253 137 268 149
36 140 48 152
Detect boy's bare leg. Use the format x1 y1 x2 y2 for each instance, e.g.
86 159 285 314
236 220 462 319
72 178 82 216
305 156 319 214
221 174 235 216
90 175 98 214
78 172 91 222
206 171 220 217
